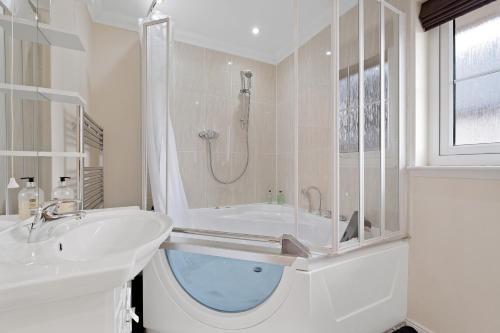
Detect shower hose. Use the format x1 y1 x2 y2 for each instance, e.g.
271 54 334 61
207 92 251 185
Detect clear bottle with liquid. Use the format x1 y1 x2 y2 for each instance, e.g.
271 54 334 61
277 190 285 205
266 190 273 204
52 177 76 213
18 177 44 220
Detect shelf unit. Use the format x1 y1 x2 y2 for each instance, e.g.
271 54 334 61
0 151 87 158
0 14 85 51
1 12 94 211
0 83 87 106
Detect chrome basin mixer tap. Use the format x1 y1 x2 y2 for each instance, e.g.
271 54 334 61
28 200 86 243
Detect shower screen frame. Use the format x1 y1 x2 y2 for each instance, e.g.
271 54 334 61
332 0 408 254
140 0 408 256
141 17 171 214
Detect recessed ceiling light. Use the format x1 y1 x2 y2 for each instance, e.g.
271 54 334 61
325 50 332 56
252 27 260 35
228 61 233 65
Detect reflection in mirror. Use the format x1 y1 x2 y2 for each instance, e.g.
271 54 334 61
0 0 103 217
0 0 52 215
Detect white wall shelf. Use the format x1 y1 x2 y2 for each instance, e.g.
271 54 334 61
0 14 85 51
0 83 86 106
0 151 87 158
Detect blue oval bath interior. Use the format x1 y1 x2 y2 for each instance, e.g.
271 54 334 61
165 250 284 313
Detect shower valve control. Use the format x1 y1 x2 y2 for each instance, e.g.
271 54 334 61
199 130 219 141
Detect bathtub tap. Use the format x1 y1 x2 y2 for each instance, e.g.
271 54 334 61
301 186 322 215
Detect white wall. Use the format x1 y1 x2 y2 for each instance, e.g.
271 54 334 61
406 1 500 332
407 172 500 333
89 22 142 208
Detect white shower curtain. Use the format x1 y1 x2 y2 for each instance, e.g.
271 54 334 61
145 20 190 227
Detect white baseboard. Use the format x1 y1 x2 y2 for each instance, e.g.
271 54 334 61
406 318 436 333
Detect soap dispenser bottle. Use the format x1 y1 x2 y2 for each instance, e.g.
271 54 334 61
18 177 44 220
52 177 75 213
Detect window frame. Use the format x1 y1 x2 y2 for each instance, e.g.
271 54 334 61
434 21 500 165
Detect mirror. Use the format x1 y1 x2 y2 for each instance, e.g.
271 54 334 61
0 0 108 218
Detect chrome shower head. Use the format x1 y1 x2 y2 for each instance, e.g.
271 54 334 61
240 70 253 94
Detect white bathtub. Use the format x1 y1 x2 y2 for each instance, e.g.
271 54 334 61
143 204 408 333
187 204 337 247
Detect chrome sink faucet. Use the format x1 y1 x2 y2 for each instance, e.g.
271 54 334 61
301 186 322 215
28 200 86 243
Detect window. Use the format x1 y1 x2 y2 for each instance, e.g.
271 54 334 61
438 2 500 163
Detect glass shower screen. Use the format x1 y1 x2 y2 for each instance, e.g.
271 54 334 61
142 0 406 254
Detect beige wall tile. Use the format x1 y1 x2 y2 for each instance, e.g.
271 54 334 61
177 150 207 208
172 90 205 152
172 42 277 208
173 42 205 93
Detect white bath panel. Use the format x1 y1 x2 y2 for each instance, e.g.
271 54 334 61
143 240 409 333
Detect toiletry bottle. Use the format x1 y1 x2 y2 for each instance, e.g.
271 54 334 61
52 177 75 213
277 190 285 205
266 190 273 204
18 177 44 220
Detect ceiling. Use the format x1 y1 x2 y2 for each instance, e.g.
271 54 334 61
155 0 333 64
85 0 357 64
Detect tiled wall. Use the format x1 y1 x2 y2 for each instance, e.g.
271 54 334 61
173 21 395 216
172 41 277 208
276 27 333 212
173 28 335 211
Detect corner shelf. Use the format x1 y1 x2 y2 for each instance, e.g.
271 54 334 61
0 83 86 106
0 14 84 51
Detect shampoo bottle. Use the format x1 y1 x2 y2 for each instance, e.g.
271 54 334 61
18 177 44 220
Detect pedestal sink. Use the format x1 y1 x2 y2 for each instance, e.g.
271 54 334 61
0 208 172 321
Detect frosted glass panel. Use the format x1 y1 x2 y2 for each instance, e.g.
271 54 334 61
454 4 500 146
455 14 500 80
455 71 500 145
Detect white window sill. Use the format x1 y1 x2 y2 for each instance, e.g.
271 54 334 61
407 166 500 180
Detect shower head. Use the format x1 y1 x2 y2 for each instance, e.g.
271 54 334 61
242 70 253 79
240 70 253 94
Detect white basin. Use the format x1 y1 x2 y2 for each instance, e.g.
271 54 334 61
57 213 169 261
0 208 172 312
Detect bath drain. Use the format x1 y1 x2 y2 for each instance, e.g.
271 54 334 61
253 267 262 273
